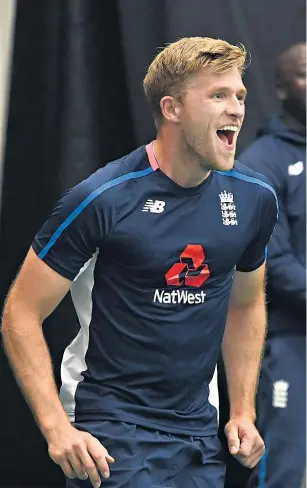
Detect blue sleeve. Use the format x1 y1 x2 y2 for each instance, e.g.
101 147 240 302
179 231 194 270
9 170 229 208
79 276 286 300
32 175 116 280
240 143 306 307
236 187 278 272
266 198 306 308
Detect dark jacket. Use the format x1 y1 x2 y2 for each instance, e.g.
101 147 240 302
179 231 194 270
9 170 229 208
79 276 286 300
239 117 306 335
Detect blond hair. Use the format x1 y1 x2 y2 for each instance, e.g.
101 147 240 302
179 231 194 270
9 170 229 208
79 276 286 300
143 37 248 124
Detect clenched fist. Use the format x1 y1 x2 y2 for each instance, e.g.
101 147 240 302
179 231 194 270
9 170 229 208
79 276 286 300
225 417 265 468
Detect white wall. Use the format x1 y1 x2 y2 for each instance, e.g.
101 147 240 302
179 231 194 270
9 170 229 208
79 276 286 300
0 0 16 211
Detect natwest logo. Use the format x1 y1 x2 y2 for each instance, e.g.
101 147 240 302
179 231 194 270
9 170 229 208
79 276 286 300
153 244 210 305
166 244 210 287
153 289 206 304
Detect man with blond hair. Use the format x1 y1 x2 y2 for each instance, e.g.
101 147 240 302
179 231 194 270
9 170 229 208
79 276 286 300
1 37 278 488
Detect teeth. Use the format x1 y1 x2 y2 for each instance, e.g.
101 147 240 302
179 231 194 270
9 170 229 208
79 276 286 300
218 126 238 132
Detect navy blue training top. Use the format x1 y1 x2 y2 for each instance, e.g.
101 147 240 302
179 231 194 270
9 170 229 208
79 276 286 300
32 143 278 436
240 117 305 335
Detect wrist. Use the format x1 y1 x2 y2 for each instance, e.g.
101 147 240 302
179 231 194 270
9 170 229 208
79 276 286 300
228 395 257 422
229 410 256 423
40 413 72 442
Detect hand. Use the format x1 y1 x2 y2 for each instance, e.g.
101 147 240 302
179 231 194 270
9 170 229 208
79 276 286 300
47 424 115 488
224 417 265 468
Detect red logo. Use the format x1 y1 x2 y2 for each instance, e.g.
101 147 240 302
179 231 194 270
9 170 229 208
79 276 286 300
165 244 210 288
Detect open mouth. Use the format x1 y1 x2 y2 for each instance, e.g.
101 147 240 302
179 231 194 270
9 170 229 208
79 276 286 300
216 126 238 147
217 130 234 145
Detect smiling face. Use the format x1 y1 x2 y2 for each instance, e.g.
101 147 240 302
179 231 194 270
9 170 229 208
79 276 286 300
173 67 246 172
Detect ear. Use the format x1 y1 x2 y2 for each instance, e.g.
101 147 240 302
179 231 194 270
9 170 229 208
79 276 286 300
159 96 182 124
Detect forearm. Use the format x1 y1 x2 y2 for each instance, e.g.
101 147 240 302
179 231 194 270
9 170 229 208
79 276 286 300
1 300 71 439
222 299 266 422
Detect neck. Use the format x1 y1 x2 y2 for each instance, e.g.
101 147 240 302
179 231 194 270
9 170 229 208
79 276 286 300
154 128 210 188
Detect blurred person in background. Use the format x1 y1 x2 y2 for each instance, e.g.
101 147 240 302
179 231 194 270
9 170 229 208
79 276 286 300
240 43 306 488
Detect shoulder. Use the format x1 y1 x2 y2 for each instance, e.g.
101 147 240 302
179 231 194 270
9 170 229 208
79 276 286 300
60 145 151 207
233 160 275 188
80 145 150 192
239 134 291 172
239 135 283 169
215 162 278 210
217 161 276 191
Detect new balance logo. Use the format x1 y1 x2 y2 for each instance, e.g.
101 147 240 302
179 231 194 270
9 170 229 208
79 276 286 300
272 380 289 408
142 199 165 213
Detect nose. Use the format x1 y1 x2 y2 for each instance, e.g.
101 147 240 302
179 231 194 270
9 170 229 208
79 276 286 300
225 97 245 120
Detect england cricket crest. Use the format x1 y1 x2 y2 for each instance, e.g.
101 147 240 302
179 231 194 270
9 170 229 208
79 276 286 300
219 191 238 226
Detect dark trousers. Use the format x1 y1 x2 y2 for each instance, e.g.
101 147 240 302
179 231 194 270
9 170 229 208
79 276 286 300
66 420 226 488
247 335 306 488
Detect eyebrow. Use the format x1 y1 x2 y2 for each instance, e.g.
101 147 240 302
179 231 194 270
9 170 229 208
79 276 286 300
211 86 248 96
